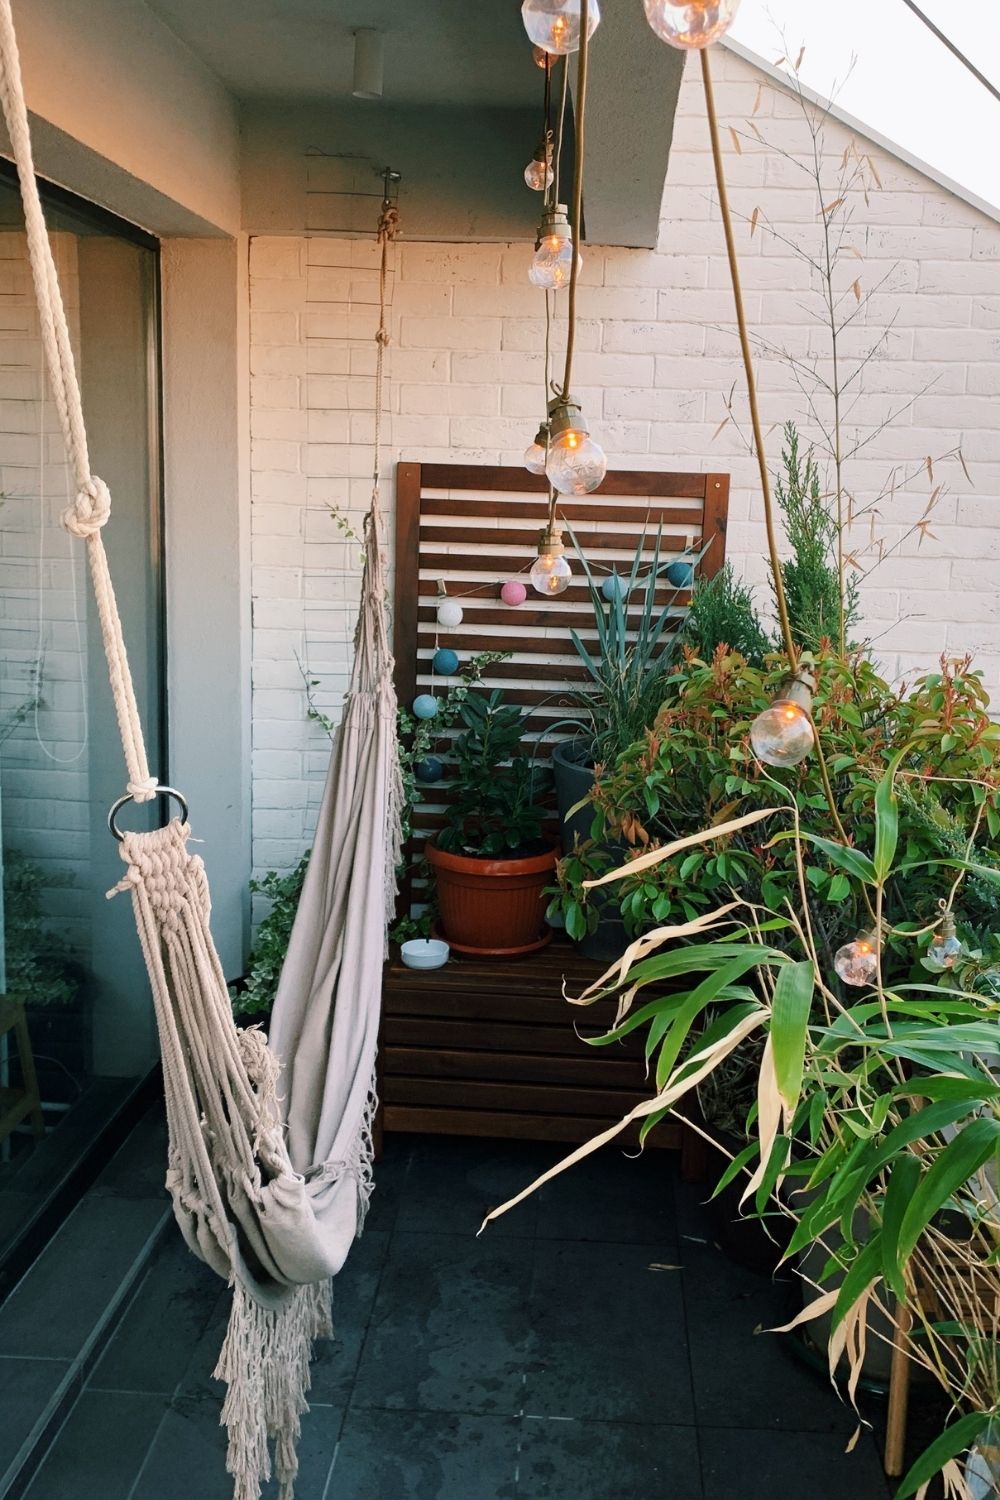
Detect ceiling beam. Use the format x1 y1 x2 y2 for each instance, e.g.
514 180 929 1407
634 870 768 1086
579 8 686 249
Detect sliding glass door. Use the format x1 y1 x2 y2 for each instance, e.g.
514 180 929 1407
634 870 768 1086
0 168 163 1267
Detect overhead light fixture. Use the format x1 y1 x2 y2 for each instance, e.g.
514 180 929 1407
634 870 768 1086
352 28 384 100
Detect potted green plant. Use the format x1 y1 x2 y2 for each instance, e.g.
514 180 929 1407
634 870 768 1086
426 688 555 957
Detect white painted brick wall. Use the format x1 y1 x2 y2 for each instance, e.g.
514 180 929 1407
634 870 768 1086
248 47 1000 881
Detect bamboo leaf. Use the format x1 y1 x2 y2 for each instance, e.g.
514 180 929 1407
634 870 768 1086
750 206 760 237
897 1117 1000 1263
770 961 814 1117
880 1153 921 1301
729 126 742 155
895 1412 987 1499
583 807 781 889
769 830 877 885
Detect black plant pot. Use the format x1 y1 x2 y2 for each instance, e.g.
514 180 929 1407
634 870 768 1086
551 740 630 964
702 1121 792 1276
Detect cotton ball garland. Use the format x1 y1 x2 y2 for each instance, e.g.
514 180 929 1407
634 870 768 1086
436 600 463 628
414 756 444 784
412 694 438 720
666 558 694 589
601 573 627 603
432 647 460 675
500 579 527 607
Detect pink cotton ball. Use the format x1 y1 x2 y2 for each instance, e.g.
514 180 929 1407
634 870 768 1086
500 579 527 607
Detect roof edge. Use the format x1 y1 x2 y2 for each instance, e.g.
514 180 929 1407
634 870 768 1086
722 35 1000 229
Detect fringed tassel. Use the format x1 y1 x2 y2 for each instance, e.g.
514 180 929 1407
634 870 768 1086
214 1278 334 1500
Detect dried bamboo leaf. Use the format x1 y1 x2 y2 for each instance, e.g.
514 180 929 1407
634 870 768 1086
752 83 763 116
770 1288 839 1333
479 1009 766 1231
569 903 742 1004
581 808 779 890
750 206 760 238
852 279 861 302
821 196 845 217
711 415 731 441
729 126 743 156
795 45 806 69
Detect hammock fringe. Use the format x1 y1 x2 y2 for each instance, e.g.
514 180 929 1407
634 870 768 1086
215 1278 334 1500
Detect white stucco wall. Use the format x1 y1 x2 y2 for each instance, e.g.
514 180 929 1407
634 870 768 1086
244 46 1000 883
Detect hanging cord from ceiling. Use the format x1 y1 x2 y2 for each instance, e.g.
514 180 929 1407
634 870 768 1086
371 169 400 503
900 0 1000 107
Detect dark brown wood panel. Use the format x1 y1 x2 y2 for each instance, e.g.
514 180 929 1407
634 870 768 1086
382 1105 682 1149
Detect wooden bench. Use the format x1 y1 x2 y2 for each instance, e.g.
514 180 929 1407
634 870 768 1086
379 933 712 1174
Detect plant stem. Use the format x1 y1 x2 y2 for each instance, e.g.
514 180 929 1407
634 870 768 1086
699 48 797 669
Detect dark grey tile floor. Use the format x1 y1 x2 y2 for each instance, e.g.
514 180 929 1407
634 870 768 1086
22 1133 895 1499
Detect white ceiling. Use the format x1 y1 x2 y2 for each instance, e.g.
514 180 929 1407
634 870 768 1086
144 0 542 106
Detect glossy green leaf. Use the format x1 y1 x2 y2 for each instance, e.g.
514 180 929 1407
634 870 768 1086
880 1152 921 1301
897 1117 1000 1263
873 748 904 881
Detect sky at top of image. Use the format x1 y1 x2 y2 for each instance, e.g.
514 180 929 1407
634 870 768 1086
726 0 1000 215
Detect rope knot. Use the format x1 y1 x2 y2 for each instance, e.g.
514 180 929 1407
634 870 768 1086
62 475 111 539
375 327 390 347
127 776 159 804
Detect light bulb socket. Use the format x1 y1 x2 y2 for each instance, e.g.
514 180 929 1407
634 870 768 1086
532 421 550 447
537 523 565 559
773 671 815 716
531 135 553 164
547 399 588 443
535 203 571 249
937 908 957 942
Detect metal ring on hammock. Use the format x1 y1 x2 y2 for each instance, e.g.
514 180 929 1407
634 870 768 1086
108 786 189 842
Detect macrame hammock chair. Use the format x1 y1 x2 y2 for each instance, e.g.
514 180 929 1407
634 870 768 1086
0 4 403 1496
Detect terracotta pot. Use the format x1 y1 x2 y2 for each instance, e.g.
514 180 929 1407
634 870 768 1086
426 837 558 957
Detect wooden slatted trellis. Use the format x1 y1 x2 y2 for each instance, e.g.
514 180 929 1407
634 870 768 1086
392 460 731 908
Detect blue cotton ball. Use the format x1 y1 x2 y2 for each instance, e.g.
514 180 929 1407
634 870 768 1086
432 647 460 676
601 573 627 603
412 694 438 720
414 756 444 784
666 558 694 589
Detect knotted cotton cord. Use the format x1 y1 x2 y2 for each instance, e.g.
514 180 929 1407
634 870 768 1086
0 0 156 802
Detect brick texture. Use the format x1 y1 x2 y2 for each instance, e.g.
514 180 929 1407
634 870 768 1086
248 48 1000 881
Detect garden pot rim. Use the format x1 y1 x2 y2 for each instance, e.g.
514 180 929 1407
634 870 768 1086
426 834 558 878
551 736 596 773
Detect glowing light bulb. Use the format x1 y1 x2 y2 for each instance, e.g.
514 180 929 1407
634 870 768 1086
749 676 816 768
529 231 577 290
522 0 601 56
530 551 573 596
643 0 741 49
928 911 964 969
524 440 548 474
834 930 880 988
545 429 606 496
532 43 550 67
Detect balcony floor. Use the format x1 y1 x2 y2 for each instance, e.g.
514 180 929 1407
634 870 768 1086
20 1129 898 1499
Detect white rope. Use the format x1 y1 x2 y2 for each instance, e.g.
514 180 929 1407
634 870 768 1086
0 0 155 802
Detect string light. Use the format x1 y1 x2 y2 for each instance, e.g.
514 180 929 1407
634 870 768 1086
531 521 573 596
545 399 607 496
436 598 463 628
501 580 528 607
432 647 459 675
529 204 578 291
524 422 550 474
928 906 964 969
524 139 554 191
644 0 741 49
522 0 601 56
750 673 815 769
834 927 881 988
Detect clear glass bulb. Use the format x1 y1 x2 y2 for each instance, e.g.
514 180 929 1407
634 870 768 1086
524 439 548 475
522 0 601 56
834 934 879 988
750 700 815 768
644 0 741 49
546 429 607 495
928 928 963 969
524 154 554 192
529 231 578 291
530 552 573 596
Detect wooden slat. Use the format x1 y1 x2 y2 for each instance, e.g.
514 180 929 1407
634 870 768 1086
418 524 701 550
701 473 730 581
383 1046 643 1088
382 1104 680 1148
383 1076 647 1117
419 463 713 498
421 499 706 525
382 1015 629 1056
